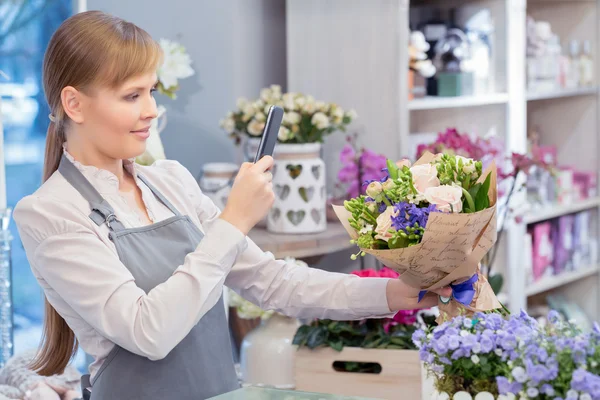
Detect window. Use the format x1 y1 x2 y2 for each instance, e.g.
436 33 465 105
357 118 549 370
1 0 89 369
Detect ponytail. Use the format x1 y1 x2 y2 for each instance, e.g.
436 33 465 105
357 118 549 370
42 119 64 183
29 117 79 376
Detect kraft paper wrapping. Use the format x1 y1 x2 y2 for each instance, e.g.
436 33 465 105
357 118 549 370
334 153 502 322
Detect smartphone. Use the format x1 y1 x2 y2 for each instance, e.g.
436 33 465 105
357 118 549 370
254 105 284 163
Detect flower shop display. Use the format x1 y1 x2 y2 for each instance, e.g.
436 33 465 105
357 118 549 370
220 85 358 234
414 310 600 400
333 152 501 322
227 258 304 390
136 38 195 166
292 268 435 399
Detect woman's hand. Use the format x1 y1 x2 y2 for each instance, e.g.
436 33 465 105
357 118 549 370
385 278 453 311
219 156 275 235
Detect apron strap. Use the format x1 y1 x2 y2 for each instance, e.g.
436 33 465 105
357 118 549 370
58 155 127 232
137 173 182 217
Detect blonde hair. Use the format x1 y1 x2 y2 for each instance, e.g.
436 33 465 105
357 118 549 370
36 10 162 376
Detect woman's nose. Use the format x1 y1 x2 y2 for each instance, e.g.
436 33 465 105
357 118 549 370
143 97 158 120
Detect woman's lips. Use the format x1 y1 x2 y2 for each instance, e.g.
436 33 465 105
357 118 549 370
131 126 150 139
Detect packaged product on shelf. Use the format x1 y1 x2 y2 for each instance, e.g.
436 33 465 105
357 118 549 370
553 215 575 274
573 170 598 200
524 232 534 283
556 168 575 205
530 221 555 281
573 211 591 268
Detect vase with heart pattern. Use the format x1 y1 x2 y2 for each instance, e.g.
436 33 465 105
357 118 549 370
265 143 326 234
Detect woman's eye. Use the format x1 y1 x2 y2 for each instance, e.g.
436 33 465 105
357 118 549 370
127 94 139 101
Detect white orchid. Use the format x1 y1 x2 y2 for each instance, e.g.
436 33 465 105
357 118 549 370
156 39 195 99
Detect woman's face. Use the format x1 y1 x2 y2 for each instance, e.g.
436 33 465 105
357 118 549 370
78 72 158 161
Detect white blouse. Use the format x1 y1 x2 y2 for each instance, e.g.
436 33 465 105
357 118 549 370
13 150 394 379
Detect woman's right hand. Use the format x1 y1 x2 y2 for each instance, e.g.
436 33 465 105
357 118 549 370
219 156 275 235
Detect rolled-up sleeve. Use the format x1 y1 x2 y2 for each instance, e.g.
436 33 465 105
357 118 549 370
14 195 245 360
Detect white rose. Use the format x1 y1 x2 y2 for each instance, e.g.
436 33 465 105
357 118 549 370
366 181 383 198
382 178 395 191
260 88 272 102
270 84 282 99
255 112 266 122
463 163 476 174
282 93 296 110
284 111 301 125
374 206 398 242
424 185 463 213
332 106 344 119
346 109 358 120
278 126 292 141
303 102 316 114
219 117 235 133
157 39 195 90
236 97 248 109
311 112 330 130
295 96 306 108
410 164 440 194
253 100 265 110
247 119 265 136
243 104 255 117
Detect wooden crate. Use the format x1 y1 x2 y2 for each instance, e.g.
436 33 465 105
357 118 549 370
295 347 428 399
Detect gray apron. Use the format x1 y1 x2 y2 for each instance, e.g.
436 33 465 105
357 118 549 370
57 155 240 399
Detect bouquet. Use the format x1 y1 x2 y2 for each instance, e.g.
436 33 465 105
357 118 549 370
414 310 600 399
219 84 358 145
333 152 502 322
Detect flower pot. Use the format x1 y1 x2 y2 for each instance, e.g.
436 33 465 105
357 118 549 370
267 143 327 234
239 314 300 389
294 347 429 399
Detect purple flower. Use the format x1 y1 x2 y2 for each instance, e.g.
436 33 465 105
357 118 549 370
448 335 460 350
433 336 449 355
541 384 555 396
339 144 356 164
480 335 494 353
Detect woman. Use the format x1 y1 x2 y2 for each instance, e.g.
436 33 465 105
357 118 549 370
13 10 450 400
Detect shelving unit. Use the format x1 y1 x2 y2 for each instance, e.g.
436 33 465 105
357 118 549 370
285 0 600 322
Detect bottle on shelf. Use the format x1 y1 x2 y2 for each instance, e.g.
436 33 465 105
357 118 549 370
567 39 581 89
579 40 594 87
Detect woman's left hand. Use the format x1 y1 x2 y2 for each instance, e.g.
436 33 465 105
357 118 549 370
385 278 452 311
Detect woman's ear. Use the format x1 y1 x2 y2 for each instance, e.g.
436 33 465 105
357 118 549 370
61 86 85 124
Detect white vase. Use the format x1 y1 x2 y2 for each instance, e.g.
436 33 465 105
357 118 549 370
239 314 300 389
267 143 327 234
199 163 238 211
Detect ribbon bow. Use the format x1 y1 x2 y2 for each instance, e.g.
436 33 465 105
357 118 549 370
418 274 479 306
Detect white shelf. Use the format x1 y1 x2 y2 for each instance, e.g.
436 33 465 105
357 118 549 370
408 93 509 110
524 197 600 225
527 87 598 102
526 265 600 297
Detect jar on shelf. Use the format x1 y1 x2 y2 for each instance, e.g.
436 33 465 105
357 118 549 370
198 163 238 211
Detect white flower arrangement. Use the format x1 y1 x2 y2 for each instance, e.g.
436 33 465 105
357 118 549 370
156 38 195 99
220 84 357 145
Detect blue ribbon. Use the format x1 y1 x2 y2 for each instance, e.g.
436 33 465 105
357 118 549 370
418 274 479 306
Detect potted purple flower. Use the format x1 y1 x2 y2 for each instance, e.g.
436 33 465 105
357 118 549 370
414 310 600 400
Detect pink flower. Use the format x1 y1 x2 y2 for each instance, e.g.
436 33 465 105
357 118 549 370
378 267 400 279
424 185 463 213
351 269 379 278
338 164 358 183
340 144 356 165
410 164 440 194
374 206 398 242
392 309 419 325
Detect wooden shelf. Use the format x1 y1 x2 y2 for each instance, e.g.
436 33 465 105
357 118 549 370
248 222 354 259
526 265 600 297
524 197 600 225
408 93 509 110
526 87 598 102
